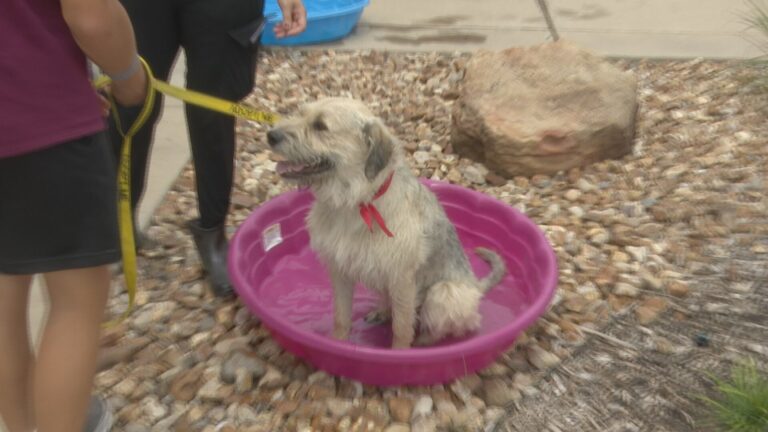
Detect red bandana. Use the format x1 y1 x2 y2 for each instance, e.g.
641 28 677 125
359 172 395 237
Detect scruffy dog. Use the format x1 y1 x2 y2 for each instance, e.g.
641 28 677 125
267 97 506 348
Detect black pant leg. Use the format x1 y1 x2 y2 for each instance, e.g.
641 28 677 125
108 0 181 212
179 0 264 228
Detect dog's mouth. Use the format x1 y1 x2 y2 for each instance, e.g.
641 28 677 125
272 154 333 179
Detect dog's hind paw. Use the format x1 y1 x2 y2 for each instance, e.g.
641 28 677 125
364 308 390 325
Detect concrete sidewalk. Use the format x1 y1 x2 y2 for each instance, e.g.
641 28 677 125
18 0 764 416
328 0 764 59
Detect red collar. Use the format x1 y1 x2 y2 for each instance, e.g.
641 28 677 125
358 172 395 237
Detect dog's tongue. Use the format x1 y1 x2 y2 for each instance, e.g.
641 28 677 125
276 161 306 175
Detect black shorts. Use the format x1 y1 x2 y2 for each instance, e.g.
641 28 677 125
0 131 121 275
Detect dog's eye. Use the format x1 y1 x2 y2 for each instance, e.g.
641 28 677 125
312 118 328 131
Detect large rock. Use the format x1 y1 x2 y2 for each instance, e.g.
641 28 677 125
450 40 637 177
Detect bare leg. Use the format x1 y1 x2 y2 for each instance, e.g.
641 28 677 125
329 266 355 340
389 275 418 349
35 266 110 432
0 274 35 432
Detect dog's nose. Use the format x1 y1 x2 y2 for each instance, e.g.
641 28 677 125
267 129 286 147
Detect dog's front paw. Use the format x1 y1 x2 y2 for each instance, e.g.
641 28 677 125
414 332 438 347
364 308 390 325
391 339 413 349
333 325 350 340
391 333 415 349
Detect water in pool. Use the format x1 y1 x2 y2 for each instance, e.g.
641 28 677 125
256 237 533 348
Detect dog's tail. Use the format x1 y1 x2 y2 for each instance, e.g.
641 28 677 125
475 247 506 293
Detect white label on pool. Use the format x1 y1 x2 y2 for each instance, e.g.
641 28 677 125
262 223 283 251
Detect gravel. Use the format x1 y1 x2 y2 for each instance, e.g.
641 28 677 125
94 49 767 431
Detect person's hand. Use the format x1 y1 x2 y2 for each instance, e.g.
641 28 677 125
274 0 307 38
110 64 148 107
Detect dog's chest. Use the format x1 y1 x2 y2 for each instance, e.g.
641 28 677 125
307 202 421 285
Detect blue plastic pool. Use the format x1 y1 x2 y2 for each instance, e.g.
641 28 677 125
261 0 370 46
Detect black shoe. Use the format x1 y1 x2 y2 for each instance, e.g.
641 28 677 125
187 219 235 298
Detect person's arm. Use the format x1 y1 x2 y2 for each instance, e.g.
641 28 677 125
60 0 147 106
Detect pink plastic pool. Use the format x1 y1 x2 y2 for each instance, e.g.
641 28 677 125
228 179 558 386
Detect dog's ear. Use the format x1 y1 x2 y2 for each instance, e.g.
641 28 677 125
363 118 394 180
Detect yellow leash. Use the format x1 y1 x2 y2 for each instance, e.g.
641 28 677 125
95 57 278 326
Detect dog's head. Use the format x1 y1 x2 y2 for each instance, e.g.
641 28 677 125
266 98 398 187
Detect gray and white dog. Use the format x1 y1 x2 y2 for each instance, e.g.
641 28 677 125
267 97 506 348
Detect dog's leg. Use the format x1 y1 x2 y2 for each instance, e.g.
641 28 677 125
329 266 355 341
389 275 418 349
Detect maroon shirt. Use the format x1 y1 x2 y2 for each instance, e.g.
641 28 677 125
0 0 105 158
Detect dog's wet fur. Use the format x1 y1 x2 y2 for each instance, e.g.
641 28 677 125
267 97 506 348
